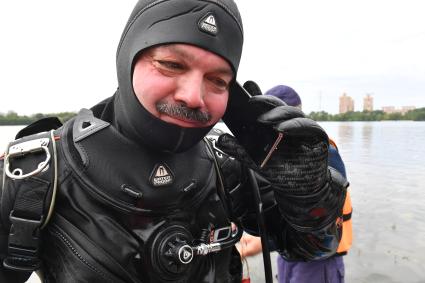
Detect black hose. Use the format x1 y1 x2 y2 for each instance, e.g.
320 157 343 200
248 169 273 283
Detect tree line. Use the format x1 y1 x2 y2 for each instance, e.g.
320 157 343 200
1 107 425 125
308 108 425 121
0 111 76 125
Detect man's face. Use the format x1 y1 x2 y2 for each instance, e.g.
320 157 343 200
132 44 233 128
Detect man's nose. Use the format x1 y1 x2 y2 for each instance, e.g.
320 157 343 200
174 73 205 108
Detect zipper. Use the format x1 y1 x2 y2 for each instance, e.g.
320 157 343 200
48 213 142 283
50 227 115 283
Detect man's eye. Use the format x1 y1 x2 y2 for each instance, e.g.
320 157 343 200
209 77 229 90
157 60 184 70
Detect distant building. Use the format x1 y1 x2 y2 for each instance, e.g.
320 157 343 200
401 106 416 115
382 106 396 114
363 94 374 111
382 106 416 115
339 93 354 114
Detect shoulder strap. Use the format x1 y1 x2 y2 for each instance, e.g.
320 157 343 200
2 124 60 272
15 117 62 140
204 137 236 222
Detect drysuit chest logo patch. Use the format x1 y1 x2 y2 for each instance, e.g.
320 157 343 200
150 163 174 187
198 13 218 36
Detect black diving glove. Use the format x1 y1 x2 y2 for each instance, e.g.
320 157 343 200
218 82 345 232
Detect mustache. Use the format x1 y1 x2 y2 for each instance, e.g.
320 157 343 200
156 102 212 124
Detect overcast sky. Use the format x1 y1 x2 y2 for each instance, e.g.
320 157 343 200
1 0 424 115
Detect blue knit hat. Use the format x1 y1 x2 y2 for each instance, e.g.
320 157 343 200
265 85 302 107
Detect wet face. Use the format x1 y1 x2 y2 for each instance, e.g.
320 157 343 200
132 44 234 128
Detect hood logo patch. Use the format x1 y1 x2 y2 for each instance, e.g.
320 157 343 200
150 163 174 187
198 13 218 36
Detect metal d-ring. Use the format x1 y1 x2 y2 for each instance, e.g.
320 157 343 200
4 138 51 180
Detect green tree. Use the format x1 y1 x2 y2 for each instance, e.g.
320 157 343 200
404 107 425 121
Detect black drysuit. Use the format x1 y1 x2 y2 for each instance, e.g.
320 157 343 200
0 94 347 282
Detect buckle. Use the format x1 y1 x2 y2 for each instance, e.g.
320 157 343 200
3 258 40 272
4 138 51 180
4 212 43 271
8 211 42 255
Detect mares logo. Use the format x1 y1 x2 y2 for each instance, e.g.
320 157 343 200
150 163 174 187
198 13 218 36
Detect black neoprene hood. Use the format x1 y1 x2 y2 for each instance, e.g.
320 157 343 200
117 0 243 76
113 0 244 152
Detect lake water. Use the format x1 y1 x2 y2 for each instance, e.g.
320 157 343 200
1 122 425 283
323 121 425 283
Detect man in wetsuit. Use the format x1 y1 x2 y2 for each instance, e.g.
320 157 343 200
0 1 348 282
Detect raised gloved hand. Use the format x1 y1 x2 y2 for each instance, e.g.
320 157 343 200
218 81 344 231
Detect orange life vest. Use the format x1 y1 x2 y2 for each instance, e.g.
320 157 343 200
329 138 353 255
336 190 353 255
